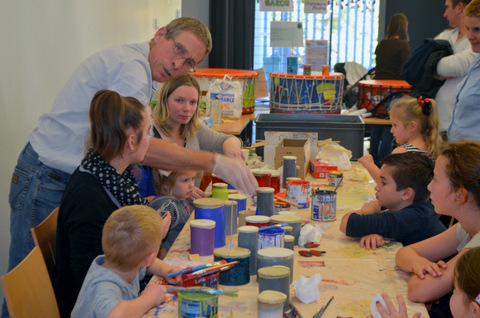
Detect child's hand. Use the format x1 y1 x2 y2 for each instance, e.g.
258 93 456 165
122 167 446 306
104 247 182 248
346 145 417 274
360 234 385 250
359 154 375 168
412 259 447 279
368 293 423 318
190 187 207 201
161 212 172 240
142 281 166 307
165 266 183 285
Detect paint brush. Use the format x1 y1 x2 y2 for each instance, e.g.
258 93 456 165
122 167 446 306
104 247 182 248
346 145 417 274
258 223 289 232
274 195 303 208
166 286 238 297
166 260 227 277
314 296 334 318
189 261 239 276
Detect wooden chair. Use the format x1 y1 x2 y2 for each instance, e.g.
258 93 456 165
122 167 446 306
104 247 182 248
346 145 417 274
0 246 60 318
31 207 59 280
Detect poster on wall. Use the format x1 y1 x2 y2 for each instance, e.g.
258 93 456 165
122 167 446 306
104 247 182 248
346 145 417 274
270 21 304 47
260 0 294 12
304 0 328 14
305 40 329 71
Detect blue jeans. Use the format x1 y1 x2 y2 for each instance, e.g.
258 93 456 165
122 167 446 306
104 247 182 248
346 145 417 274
2 143 71 317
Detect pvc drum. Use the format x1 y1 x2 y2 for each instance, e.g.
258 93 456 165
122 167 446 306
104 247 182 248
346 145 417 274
190 219 216 256
358 80 411 116
284 235 294 250
258 265 291 312
269 71 344 114
228 194 247 216
190 68 258 115
257 290 287 318
246 215 271 228
256 187 275 217
282 157 297 189
194 198 226 248
224 200 238 236
212 182 228 201
270 214 302 245
213 247 251 286
257 247 294 283
178 287 218 318
238 225 259 276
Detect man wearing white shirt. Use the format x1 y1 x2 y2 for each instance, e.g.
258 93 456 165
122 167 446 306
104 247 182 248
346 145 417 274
434 0 475 135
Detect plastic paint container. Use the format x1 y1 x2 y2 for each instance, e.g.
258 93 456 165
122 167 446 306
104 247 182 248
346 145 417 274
228 194 247 216
178 287 218 318
257 247 294 283
214 247 250 286
284 235 294 250
270 214 302 245
258 290 287 318
246 215 271 228
258 265 291 312
286 180 311 208
238 209 256 227
253 170 272 188
224 200 238 236
212 182 229 200
257 187 275 217
270 171 281 194
194 198 226 248
238 225 259 276
190 219 216 256
311 189 337 221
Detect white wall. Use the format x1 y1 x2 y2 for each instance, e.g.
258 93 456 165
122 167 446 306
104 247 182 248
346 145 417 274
0 0 181 302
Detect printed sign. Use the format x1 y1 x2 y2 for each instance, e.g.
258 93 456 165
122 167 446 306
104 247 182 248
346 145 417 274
305 0 328 14
260 0 294 12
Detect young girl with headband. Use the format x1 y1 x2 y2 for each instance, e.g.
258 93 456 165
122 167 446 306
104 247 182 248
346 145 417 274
360 95 441 183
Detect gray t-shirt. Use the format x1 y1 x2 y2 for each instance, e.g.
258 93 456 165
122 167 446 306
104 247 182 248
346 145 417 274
456 223 480 252
71 255 146 317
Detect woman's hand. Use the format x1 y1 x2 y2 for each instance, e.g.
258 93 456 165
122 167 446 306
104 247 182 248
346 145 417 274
411 259 447 279
222 137 245 160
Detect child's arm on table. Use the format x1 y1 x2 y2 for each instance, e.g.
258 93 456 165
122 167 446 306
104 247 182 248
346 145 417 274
395 225 461 302
358 154 380 183
360 234 386 250
339 200 382 234
148 258 182 285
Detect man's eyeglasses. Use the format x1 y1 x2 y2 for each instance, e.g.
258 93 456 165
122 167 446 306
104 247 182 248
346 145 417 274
172 38 197 72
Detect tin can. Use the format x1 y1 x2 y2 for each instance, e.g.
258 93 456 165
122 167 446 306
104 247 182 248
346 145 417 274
322 65 330 75
328 171 343 187
287 56 298 74
286 180 311 208
303 64 312 75
311 189 337 221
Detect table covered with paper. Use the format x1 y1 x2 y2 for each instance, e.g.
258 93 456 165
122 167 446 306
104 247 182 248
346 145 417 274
143 161 428 317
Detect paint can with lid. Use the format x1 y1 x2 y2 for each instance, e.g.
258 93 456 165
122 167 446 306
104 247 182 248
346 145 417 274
258 290 287 318
270 214 302 245
214 247 250 286
258 265 291 312
311 189 337 221
194 198 226 248
257 247 294 283
190 219 216 256
238 225 259 275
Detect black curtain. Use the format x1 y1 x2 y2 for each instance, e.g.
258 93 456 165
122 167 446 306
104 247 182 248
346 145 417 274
209 0 255 70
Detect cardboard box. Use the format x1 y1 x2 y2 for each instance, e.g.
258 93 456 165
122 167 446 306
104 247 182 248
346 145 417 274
309 159 338 178
274 139 311 179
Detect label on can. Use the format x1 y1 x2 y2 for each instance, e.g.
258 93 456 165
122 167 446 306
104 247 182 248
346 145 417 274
311 189 337 221
258 228 285 249
286 180 310 208
328 171 343 187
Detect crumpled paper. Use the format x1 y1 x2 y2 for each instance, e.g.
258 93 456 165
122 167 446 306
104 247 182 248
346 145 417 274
298 224 325 247
316 143 352 171
292 274 323 303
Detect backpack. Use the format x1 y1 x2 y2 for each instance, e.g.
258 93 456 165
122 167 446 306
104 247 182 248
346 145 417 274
402 38 452 97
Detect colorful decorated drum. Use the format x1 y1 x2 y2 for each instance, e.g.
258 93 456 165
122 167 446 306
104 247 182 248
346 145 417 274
358 80 411 116
190 68 258 114
269 71 344 114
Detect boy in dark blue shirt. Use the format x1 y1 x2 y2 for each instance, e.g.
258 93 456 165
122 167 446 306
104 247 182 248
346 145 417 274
340 152 446 249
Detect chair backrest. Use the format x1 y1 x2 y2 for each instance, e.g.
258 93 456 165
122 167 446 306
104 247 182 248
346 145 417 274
31 207 59 280
0 246 60 318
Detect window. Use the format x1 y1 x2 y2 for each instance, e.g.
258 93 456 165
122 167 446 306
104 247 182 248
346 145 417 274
254 0 380 86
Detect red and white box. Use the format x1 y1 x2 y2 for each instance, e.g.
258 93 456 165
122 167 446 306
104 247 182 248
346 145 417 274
309 159 337 178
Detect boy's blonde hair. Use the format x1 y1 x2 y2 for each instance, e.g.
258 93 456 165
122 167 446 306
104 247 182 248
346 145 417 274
389 95 441 157
102 205 163 271
153 170 196 196
152 74 200 142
